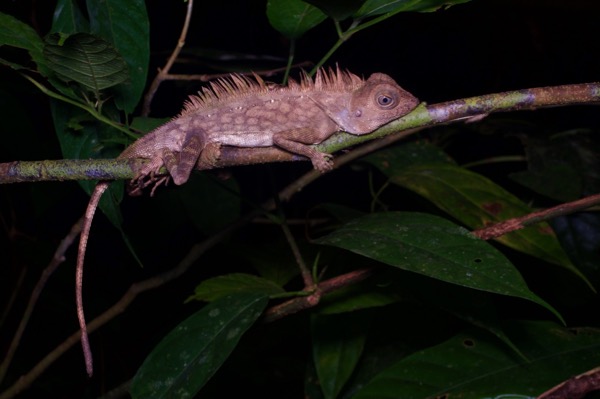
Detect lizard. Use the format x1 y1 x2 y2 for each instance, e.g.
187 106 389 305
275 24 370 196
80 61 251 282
76 67 419 376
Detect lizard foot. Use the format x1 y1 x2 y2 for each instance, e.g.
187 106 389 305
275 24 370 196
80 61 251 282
311 153 334 172
128 171 170 196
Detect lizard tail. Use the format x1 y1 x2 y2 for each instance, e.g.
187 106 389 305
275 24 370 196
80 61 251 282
77 181 109 377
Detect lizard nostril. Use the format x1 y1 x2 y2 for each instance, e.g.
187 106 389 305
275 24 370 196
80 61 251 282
355 109 362 117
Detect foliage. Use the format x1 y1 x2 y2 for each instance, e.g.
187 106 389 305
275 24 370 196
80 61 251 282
1 0 600 398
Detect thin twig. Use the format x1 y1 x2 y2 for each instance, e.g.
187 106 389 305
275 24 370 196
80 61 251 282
263 267 374 323
280 221 314 288
158 62 313 83
141 0 194 116
472 193 600 240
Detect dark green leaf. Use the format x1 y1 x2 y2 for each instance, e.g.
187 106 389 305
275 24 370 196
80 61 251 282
367 144 590 286
353 321 600 398
0 12 50 76
267 0 328 38
44 33 129 93
87 0 149 113
312 314 368 399
186 273 284 303
51 0 90 34
131 293 268 399
315 212 561 320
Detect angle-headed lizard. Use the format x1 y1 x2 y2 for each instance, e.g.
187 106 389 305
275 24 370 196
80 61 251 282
76 67 419 376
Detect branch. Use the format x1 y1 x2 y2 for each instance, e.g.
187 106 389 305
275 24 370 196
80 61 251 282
141 0 194 116
537 366 600 399
2 82 598 185
473 193 600 240
263 267 374 323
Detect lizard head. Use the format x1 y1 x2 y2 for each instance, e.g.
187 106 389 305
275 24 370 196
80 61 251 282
343 73 419 134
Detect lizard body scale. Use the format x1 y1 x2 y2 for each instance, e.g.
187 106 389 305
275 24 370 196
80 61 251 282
76 67 419 375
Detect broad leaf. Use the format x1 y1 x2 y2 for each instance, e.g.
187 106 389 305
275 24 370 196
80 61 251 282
315 212 560 320
51 0 90 34
267 0 327 38
0 12 50 76
186 273 284 303
87 0 149 113
131 293 268 399
44 33 129 94
353 321 600 398
367 143 590 287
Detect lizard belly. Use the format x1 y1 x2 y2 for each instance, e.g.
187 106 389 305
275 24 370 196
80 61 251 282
214 132 274 148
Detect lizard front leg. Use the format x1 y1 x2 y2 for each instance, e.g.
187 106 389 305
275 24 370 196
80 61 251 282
273 128 334 172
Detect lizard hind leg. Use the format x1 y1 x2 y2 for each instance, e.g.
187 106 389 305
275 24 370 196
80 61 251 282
162 130 209 185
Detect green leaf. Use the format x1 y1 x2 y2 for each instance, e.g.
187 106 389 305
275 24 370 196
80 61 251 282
186 273 284 303
312 313 368 399
51 0 90 34
43 33 129 94
131 293 268 399
353 320 600 398
87 0 149 113
315 212 561 320
0 12 50 76
367 144 590 287
354 0 472 19
267 0 328 38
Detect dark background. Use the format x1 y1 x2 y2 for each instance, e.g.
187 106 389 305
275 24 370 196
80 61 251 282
1 0 599 397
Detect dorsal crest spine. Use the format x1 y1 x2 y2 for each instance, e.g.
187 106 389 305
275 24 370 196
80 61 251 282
178 67 365 116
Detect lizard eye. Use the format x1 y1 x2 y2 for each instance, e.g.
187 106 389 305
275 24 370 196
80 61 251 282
376 92 397 108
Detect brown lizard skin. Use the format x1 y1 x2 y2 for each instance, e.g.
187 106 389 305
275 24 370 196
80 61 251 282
76 67 419 376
